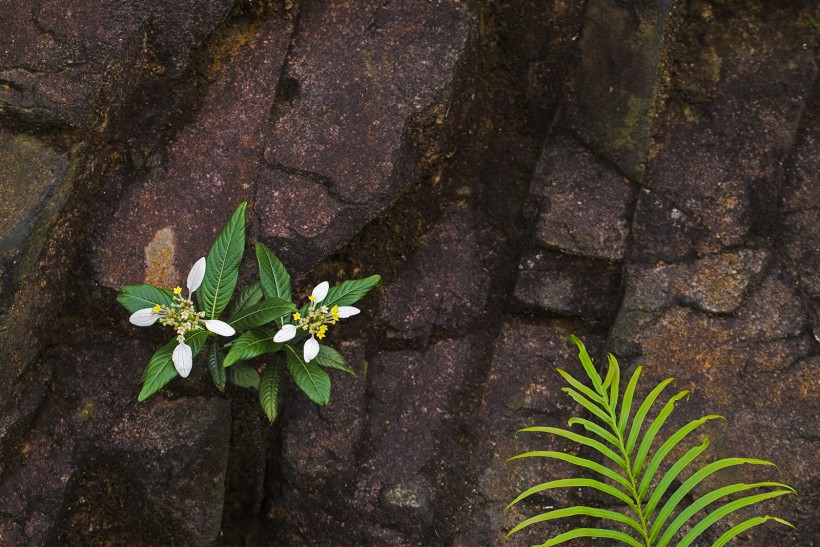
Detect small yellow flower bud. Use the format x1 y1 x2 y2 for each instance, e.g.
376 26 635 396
309 295 317 302
153 305 161 313
173 287 182 295
293 312 301 320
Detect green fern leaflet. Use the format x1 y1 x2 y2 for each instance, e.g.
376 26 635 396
506 335 795 546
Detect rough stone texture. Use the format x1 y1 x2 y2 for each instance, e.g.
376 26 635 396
566 0 675 181
644 0 817 248
94 12 295 290
528 133 637 261
779 104 820 340
0 132 75 309
0 323 232 545
380 206 490 339
279 341 368 494
364 338 469 485
257 0 472 270
514 249 622 320
0 0 817 545
0 0 233 129
456 320 602 546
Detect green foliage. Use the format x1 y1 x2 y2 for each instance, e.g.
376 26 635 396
506 335 795 546
200 202 246 320
207 342 226 392
223 328 280 368
229 362 261 389
117 284 174 313
117 202 379 423
285 343 331 406
228 297 294 330
259 358 285 422
138 329 207 401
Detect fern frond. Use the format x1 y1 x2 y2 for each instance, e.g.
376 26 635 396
535 527 645 547
508 506 643 538
712 516 794 547
505 478 636 513
506 335 796 546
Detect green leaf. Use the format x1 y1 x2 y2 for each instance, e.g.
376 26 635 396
561 387 616 429
505 478 635 513
631 389 690 479
229 362 260 389
207 341 226 391
138 329 207 401
650 457 779 542
313 344 355 375
659 483 795 547
569 334 604 394
713 516 794 547
567 417 620 448
556 368 606 405
223 328 281 367
322 275 381 308
534 527 644 547
507 451 632 492
259 359 285 422
256 242 291 302
227 282 264 317
673 489 795 547
200 202 246 320
639 415 723 500
625 377 675 457
507 506 643 539
117 284 174 313
517 426 626 470
285 344 330 405
618 366 642 435
229 297 295 330
606 353 620 413
644 437 710 519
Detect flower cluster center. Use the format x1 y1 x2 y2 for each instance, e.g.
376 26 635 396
294 304 340 340
156 287 207 343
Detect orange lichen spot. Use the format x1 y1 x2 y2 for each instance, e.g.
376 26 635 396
145 227 178 287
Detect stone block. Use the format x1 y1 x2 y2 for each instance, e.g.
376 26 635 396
566 0 676 180
514 249 622 320
0 0 233 129
379 206 490 339
529 134 637 261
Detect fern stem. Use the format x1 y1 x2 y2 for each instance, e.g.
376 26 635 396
604 387 652 546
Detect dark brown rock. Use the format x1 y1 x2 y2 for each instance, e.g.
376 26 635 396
528 134 637 261
257 0 473 270
94 13 294 290
514 249 622 320
379 206 490 339
457 320 602 546
0 0 233 129
279 341 367 493
643 0 817 247
364 338 469 485
566 0 676 180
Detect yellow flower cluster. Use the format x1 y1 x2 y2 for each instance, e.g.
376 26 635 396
293 304 340 340
157 287 207 343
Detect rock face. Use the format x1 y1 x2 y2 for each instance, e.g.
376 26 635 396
0 0 817 545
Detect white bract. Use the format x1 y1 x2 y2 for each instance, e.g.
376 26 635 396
128 257 235 377
273 281 360 362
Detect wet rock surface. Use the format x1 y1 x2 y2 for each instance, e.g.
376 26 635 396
0 0 817 546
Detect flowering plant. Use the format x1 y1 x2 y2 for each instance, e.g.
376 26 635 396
116 202 380 421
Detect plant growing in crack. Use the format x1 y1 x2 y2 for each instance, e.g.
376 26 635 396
506 335 795 546
117 202 380 421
